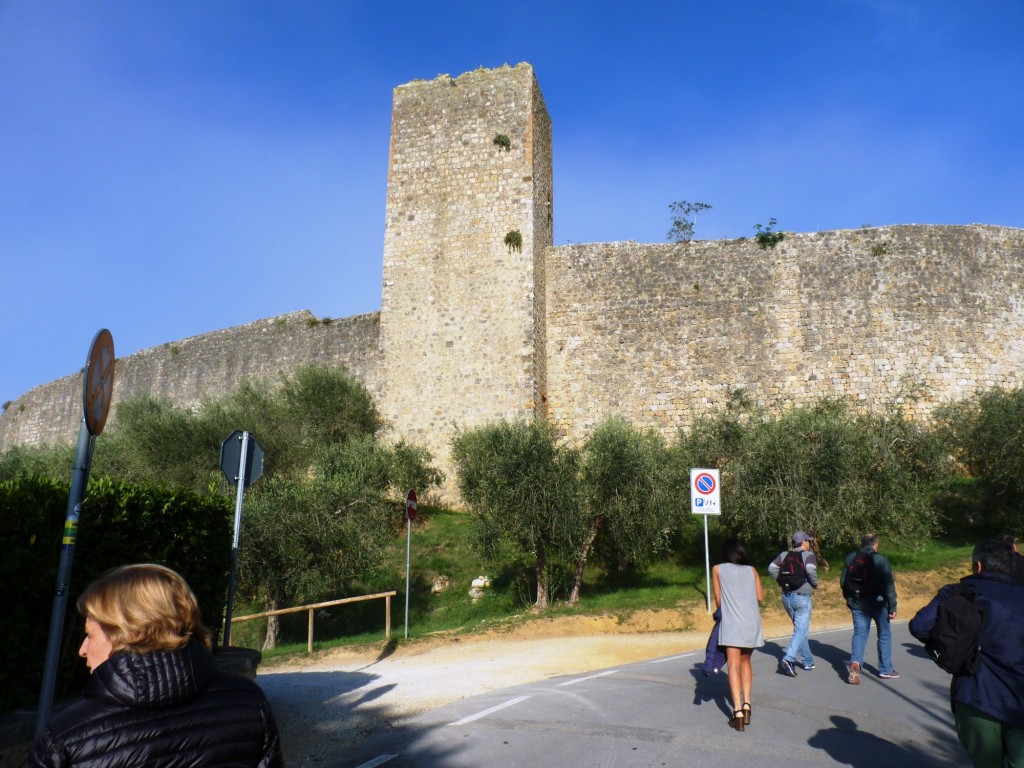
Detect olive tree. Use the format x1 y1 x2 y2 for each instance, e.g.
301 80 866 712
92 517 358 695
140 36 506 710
88 365 440 648
574 417 681 603
452 419 583 610
240 437 399 649
674 398 947 551
935 387 1024 523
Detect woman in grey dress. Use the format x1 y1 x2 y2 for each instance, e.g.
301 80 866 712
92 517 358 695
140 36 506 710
712 538 765 731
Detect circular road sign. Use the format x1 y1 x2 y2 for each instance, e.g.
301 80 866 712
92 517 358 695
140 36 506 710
694 472 716 495
83 329 115 436
405 489 418 521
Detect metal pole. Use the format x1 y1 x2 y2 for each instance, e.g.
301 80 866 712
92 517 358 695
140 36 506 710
223 431 250 647
36 417 95 737
404 517 411 639
704 514 712 613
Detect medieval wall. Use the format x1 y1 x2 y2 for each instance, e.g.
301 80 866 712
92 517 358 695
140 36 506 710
0 311 381 449
377 64 553 475
544 224 1024 443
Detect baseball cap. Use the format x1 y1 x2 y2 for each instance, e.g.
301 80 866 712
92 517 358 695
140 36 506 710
793 531 814 545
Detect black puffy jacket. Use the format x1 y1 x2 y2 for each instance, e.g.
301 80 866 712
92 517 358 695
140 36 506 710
30 639 284 768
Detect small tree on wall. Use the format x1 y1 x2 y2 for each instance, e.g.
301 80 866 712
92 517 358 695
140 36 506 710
753 218 785 249
667 200 712 243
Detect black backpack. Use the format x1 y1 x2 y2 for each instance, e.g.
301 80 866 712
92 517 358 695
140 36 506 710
776 551 808 592
925 583 983 675
842 550 877 599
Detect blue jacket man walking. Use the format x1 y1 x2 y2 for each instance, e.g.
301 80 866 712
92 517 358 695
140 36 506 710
910 539 1024 768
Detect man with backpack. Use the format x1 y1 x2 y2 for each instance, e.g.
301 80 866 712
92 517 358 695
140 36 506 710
840 533 898 684
909 539 1024 768
768 531 818 677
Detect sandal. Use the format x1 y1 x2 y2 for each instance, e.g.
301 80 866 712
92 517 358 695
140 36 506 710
742 702 751 725
730 711 746 732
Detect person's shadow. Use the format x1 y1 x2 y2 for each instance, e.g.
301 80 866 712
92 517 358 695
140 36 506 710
689 664 731 718
808 714 966 767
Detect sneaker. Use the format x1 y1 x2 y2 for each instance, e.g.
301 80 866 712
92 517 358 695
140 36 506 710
800 663 816 671
778 658 798 677
878 670 901 680
848 662 861 685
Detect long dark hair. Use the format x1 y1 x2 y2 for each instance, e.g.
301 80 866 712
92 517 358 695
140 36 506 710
722 538 750 565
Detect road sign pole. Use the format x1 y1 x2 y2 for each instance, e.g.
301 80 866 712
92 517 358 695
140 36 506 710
223 431 250 647
36 417 95 737
403 489 417 640
704 514 712 613
404 518 411 639
37 330 114 738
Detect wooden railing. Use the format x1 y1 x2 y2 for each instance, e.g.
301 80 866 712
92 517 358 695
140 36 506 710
231 591 397 653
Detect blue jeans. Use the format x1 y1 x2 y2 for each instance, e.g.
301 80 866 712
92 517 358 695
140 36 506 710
850 602 893 675
781 592 813 666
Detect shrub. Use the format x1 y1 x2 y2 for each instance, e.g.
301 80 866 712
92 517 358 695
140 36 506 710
0 476 231 713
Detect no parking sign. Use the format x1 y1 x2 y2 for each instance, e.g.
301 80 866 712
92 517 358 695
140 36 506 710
690 468 721 515
690 468 721 613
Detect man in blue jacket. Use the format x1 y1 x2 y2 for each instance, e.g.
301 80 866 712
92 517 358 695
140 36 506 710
910 539 1024 768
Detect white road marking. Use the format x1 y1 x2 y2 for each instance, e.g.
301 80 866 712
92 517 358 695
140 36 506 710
557 669 619 686
353 755 398 768
648 653 697 664
449 695 532 725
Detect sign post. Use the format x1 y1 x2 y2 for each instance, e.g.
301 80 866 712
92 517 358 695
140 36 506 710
404 489 417 639
690 468 721 613
220 430 264 647
36 329 115 738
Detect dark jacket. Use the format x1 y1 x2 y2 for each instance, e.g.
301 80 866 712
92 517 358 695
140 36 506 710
909 572 1024 729
30 638 284 768
840 546 897 613
703 607 725 676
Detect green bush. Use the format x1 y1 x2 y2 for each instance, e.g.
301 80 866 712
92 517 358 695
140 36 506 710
0 476 232 713
935 388 1024 528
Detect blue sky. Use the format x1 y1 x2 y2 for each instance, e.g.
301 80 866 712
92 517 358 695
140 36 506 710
2 1 1022 407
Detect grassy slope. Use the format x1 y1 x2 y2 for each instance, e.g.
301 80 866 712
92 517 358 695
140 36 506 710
250 505 979 659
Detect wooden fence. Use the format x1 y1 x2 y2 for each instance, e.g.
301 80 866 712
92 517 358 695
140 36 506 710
231 591 397 653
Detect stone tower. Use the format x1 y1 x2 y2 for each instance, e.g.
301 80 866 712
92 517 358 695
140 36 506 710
377 64 553 490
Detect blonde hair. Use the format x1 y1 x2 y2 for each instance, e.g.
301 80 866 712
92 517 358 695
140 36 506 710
77 564 212 653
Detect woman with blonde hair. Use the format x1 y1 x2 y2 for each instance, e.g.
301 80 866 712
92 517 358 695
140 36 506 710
31 563 284 767
712 538 765 732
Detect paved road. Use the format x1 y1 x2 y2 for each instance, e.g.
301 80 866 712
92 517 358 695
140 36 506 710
322 622 968 768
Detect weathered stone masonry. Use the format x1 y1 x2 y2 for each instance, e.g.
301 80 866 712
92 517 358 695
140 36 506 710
0 311 381 449
544 225 1024 444
2 63 1023 501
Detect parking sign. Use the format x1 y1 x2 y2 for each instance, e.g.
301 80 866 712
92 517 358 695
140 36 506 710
690 468 721 515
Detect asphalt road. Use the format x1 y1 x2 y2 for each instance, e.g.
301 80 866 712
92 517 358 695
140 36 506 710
331 622 969 768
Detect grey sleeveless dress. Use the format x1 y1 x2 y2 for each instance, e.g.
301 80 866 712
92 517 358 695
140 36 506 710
718 563 765 648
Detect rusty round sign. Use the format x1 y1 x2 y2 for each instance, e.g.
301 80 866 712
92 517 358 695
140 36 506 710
83 329 115 436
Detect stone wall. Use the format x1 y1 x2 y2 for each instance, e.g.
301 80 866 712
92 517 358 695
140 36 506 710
544 224 1024 443
377 64 552 477
0 311 381 449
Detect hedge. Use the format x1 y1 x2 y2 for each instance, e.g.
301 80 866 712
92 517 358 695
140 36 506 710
0 475 232 713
